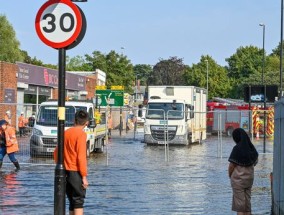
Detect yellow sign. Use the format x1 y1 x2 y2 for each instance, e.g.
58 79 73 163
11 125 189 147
111 85 124 90
124 93 129 105
58 107 65 120
96 85 106 90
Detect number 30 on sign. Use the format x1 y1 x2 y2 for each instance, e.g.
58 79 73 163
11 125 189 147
35 0 83 49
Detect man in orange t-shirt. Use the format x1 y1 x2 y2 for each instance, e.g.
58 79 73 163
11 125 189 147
54 110 89 215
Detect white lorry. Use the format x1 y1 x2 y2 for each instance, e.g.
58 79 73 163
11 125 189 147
143 86 207 145
30 100 107 157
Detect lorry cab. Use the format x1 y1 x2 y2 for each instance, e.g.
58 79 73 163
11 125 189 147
144 98 193 145
143 86 207 145
30 100 106 157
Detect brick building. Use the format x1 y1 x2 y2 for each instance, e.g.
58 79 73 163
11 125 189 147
0 61 105 126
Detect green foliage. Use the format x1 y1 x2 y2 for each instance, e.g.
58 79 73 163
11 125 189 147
85 50 134 93
148 56 186 85
0 15 23 63
66 55 90 71
226 46 263 79
225 46 264 98
184 55 231 99
133 64 152 86
270 41 284 57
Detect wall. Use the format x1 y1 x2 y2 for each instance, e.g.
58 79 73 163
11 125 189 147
0 61 18 126
85 74 96 100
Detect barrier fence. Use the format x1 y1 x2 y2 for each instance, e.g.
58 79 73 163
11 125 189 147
0 103 274 165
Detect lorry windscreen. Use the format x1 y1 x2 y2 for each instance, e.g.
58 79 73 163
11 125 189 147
36 105 84 126
146 103 184 119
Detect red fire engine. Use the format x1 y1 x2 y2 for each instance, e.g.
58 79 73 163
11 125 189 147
207 99 274 137
207 101 251 136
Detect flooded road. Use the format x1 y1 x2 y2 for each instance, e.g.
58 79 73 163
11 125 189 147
0 131 273 215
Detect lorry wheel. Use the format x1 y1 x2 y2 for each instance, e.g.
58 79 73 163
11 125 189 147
227 127 234 137
187 134 192 144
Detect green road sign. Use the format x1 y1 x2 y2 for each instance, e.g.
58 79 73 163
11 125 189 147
96 90 124 106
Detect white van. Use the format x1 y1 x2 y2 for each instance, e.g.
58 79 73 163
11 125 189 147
30 100 107 157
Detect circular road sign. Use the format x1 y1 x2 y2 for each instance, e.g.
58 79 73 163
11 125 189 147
35 0 83 49
66 5 87 50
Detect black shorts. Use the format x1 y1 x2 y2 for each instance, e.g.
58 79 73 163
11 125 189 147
66 171 86 211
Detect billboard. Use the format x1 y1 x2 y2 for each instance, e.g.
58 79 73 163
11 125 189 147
243 85 278 103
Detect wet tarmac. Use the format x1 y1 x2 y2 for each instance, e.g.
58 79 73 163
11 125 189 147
0 131 273 215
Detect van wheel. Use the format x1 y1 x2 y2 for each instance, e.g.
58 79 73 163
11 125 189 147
30 145 37 158
227 127 234 137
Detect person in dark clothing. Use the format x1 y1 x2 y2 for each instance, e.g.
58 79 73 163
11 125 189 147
28 114 36 127
228 128 258 215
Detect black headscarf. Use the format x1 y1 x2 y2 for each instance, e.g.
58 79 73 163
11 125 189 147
228 128 258 166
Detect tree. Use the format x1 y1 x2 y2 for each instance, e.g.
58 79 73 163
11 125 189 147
66 55 90 71
270 41 284 57
0 15 23 63
133 64 153 86
148 56 186 85
85 50 134 92
21 49 57 69
226 46 263 79
225 46 263 98
244 55 280 86
184 55 232 99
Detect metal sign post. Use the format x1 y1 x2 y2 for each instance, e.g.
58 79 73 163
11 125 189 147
55 48 67 215
35 0 86 214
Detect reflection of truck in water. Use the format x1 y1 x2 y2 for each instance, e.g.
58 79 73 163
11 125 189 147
143 86 207 145
30 100 107 157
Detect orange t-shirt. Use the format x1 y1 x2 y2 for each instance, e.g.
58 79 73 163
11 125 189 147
54 127 88 177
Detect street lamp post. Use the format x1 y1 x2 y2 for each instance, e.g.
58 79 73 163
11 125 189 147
259 23 265 84
280 0 284 97
135 74 138 101
205 60 209 99
259 23 267 153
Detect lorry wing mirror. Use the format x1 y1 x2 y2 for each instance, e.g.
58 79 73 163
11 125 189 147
88 118 96 128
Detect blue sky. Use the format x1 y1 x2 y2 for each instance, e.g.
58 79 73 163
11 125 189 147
0 0 280 67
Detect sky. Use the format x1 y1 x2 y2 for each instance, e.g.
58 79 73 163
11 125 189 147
0 0 281 67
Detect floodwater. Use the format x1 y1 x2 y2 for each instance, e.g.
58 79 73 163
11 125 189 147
0 130 273 215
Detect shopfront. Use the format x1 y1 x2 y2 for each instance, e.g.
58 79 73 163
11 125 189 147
16 62 91 114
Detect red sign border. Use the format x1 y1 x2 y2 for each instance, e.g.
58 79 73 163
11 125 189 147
35 0 83 49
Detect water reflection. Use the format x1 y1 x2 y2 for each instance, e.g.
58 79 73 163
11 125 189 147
0 171 22 214
0 135 273 215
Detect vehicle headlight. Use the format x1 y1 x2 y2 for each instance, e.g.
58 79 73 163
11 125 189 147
144 125 150 133
32 128 43 136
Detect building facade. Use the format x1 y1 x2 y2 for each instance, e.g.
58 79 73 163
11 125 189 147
0 61 105 127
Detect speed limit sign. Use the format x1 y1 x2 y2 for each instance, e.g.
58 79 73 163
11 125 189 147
35 0 83 49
